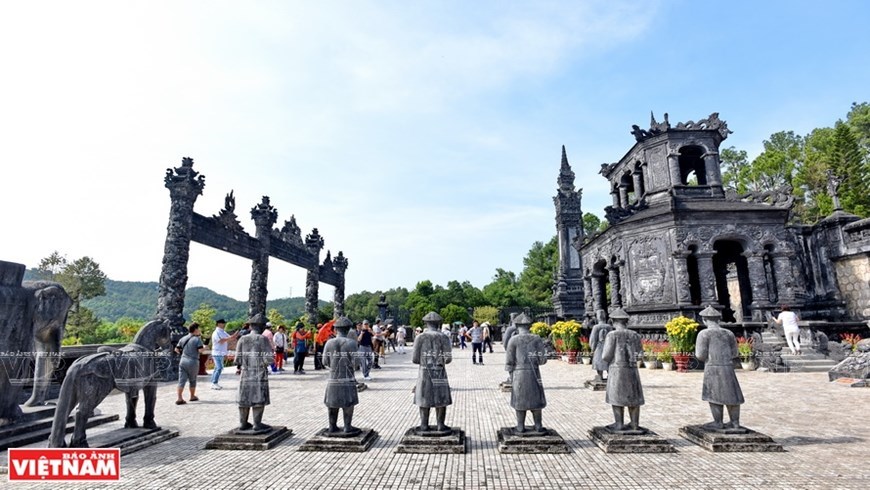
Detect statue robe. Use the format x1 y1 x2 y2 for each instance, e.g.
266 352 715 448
323 336 359 408
506 333 548 411
602 329 644 407
696 328 745 406
235 333 273 407
413 331 452 408
590 322 614 372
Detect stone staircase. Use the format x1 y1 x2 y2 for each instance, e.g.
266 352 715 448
0 403 119 451
760 331 838 373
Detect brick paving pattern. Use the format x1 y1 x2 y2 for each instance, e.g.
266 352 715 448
12 345 870 489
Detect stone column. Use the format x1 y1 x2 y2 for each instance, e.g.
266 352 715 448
156 157 205 332
672 251 692 305
695 252 718 305
591 272 606 312
632 170 644 201
668 153 682 186
611 188 620 208
618 184 629 209
248 197 277 319
583 275 594 316
556 224 571 273
608 264 622 308
744 251 771 310
703 152 722 187
332 251 348 318
771 253 795 304
304 228 324 324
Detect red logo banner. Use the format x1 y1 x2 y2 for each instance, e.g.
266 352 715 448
7 448 120 481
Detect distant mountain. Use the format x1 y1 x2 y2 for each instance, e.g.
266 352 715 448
23 269 321 323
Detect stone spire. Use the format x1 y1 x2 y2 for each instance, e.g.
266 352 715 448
557 145 575 193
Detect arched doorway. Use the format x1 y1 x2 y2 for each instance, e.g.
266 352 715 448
712 240 752 322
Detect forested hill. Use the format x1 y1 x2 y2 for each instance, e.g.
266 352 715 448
23 270 312 322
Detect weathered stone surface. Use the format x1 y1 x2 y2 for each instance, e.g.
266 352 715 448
679 424 784 452
828 349 870 381
298 427 378 452
497 427 569 454
84 426 180 455
584 379 607 391
589 426 675 453
206 426 291 450
48 320 173 449
396 428 466 454
0 261 72 425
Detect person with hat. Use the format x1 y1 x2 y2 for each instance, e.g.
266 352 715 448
481 322 493 353
211 319 239 390
695 305 745 430
291 322 312 374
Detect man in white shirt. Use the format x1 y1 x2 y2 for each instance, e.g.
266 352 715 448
396 325 407 354
211 319 239 390
771 306 801 355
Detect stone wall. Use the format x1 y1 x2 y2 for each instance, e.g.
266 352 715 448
834 254 870 320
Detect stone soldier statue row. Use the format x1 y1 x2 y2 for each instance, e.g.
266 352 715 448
207 308 779 453
585 306 782 453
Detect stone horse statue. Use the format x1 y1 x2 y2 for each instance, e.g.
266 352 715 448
0 259 73 426
48 319 172 448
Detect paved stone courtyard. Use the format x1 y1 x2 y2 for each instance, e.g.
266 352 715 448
9 345 870 489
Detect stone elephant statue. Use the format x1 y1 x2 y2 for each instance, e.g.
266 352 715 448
0 261 72 426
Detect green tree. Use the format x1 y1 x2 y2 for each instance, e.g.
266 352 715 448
582 213 602 238
472 305 499 325
518 236 558 306
36 251 67 280
267 308 287 327
482 268 534 308
829 120 870 217
439 304 469 325
191 303 217 340
719 146 750 192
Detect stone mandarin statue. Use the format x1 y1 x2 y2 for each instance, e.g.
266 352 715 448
695 305 745 430
589 309 613 382
505 312 550 434
235 314 274 433
601 308 645 432
323 316 360 436
412 311 453 434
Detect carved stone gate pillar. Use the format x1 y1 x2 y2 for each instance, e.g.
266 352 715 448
591 271 606 312
249 197 277 319
672 251 692 305
332 251 348 318
744 251 771 320
695 252 718 305
304 229 324 324
583 275 594 319
608 264 622 308
771 253 795 305
156 157 205 332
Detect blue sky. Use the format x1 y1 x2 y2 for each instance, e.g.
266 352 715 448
2 1 868 301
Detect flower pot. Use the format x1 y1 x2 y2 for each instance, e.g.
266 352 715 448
741 361 755 371
644 360 658 369
672 353 691 373
661 361 673 371
567 351 579 364
561 354 569 362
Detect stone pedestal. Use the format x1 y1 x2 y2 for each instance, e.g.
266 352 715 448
589 426 675 453
679 425 783 452
298 428 378 452
498 381 512 392
85 426 180 455
0 406 119 451
205 426 292 450
584 379 607 391
496 427 569 454
396 428 466 454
